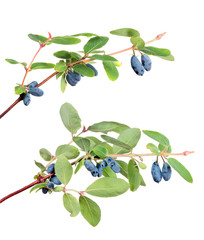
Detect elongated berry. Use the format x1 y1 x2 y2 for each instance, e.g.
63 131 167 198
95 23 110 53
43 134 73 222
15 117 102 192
23 93 31 106
96 163 103 177
66 71 81 86
46 163 55 174
106 157 120 173
101 160 108 168
131 55 145 76
162 162 172 181
86 64 98 76
91 166 99 177
50 175 61 185
29 87 44 97
151 161 162 183
141 54 152 71
28 81 38 88
42 187 48 194
47 181 54 189
84 160 95 172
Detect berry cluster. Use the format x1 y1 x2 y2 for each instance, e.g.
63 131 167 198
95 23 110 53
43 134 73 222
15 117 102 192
42 163 62 194
151 161 172 183
22 81 44 106
84 157 120 177
66 64 98 86
131 54 152 76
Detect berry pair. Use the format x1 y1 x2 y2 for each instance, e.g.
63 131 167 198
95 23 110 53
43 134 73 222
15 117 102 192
151 161 172 183
66 64 98 86
131 54 152 76
22 81 44 106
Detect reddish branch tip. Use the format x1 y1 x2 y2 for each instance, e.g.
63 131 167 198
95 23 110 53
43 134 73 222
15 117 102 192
79 191 85 196
156 32 167 40
83 125 87 132
48 32 52 39
183 151 195 156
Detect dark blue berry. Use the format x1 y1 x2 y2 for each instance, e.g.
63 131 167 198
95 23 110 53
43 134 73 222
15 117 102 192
106 157 120 173
151 161 162 183
46 163 55 174
96 163 103 177
84 160 96 172
66 71 81 86
23 93 31 106
141 54 152 71
162 162 172 181
91 166 99 177
131 55 145 76
28 81 38 88
47 181 54 189
50 175 61 185
42 187 48 194
86 64 98 76
101 160 108 169
29 87 44 97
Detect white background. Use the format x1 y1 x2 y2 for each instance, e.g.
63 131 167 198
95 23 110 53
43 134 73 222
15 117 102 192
0 0 203 239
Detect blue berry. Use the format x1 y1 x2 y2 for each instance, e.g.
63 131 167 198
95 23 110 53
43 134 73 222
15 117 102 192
28 81 38 88
23 93 31 106
131 55 145 76
101 160 108 169
162 162 172 181
86 64 98 76
42 187 48 194
151 161 162 183
47 181 54 189
29 87 44 97
91 166 99 177
66 71 81 86
141 54 152 71
96 163 103 177
84 160 96 172
50 175 61 185
46 163 55 174
106 157 120 173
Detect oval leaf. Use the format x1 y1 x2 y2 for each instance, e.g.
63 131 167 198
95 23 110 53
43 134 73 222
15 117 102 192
128 160 141 192
101 135 132 151
143 130 170 147
30 62 55 70
63 193 80 217
55 155 73 186
60 73 67 93
49 36 81 45
60 103 81 134
53 50 71 59
28 34 48 44
130 36 145 50
55 145 80 160
79 196 101 227
146 143 160 156
103 61 119 81
141 46 171 57
84 36 109 55
116 160 128 178
86 177 129 197
39 148 52 161
34 160 46 172
89 54 118 62
167 158 193 183
110 28 140 37
102 166 117 178
92 145 107 158
73 64 95 77
73 137 90 152
54 61 67 72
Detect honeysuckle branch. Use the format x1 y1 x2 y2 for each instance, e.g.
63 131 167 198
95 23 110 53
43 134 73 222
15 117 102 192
0 32 166 120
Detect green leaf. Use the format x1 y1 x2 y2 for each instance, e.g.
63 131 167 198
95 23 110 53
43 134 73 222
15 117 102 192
158 143 172 153
146 143 160 156
110 28 140 37
30 62 55 70
167 158 193 183
34 160 46 172
113 128 141 154
140 175 146 186
56 72 63 79
73 64 95 77
86 177 129 197
72 33 98 37
101 135 132 151
39 148 52 161
60 73 67 93
128 160 141 192
73 137 90 152
100 142 113 154
74 159 84 174
49 36 81 45
15 86 26 95
116 160 128 178
158 54 175 61
53 186 64 192
28 34 48 44
89 54 118 62
55 155 73 185
141 46 171 57
102 166 117 178
55 145 80 160
130 36 145 50
84 36 109 55
103 61 119 81
63 193 80 217
143 130 170 147
53 50 71 59
30 183 47 193
92 145 107 158
54 61 67 72
79 196 101 227
85 136 102 149
138 162 147 170
5 59 27 67
60 103 82 134
88 121 129 134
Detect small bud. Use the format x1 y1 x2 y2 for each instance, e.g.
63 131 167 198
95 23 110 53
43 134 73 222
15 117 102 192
156 32 167 40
